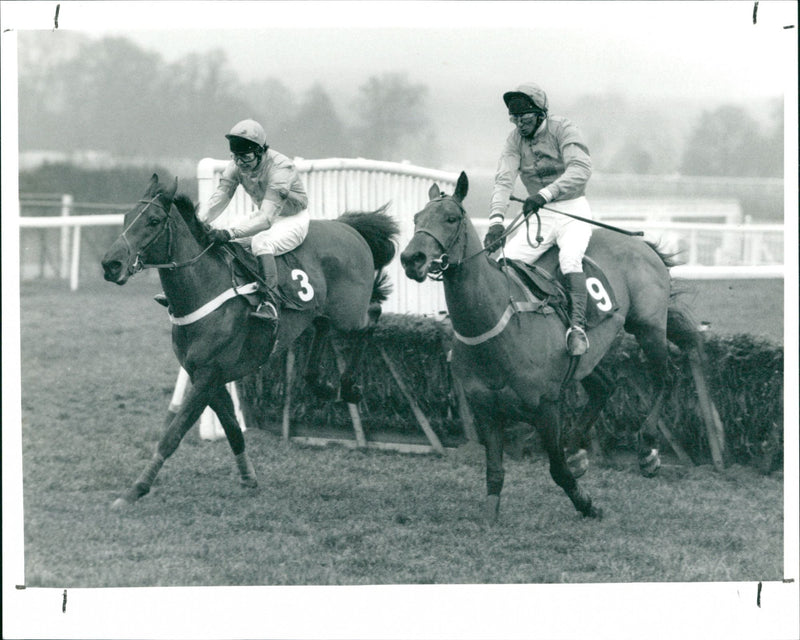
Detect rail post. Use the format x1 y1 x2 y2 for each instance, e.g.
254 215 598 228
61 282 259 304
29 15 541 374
60 194 73 279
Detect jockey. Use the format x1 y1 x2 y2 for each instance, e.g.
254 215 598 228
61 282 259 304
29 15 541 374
161 119 309 331
483 83 593 357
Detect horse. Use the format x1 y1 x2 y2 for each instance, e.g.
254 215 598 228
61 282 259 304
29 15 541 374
101 174 399 509
400 171 703 523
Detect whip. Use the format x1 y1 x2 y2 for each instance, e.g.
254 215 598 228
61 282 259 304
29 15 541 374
509 195 644 237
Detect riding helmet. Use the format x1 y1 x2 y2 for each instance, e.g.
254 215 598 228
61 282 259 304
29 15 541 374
226 119 268 154
503 83 549 116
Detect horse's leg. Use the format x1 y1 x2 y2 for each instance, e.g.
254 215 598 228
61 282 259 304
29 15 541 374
207 385 257 488
566 365 617 477
628 323 670 477
483 415 506 524
339 302 382 404
303 316 336 399
469 396 506 524
112 374 214 509
536 399 602 519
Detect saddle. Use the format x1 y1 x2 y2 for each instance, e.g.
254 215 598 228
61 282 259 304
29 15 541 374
221 243 319 312
498 245 618 330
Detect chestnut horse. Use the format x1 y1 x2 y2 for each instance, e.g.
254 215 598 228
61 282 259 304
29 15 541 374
102 174 398 508
400 172 702 522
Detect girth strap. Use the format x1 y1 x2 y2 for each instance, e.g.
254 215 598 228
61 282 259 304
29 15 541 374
169 282 259 326
452 267 552 346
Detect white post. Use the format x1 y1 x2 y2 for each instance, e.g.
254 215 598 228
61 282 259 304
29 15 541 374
69 225 81 291
199 383 247 441
60 194 72 279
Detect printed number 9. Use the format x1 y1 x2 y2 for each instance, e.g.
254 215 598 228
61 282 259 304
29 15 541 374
586 277 612 311
291 268 314 302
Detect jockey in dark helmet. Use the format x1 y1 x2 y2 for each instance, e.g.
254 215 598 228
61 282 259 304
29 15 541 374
157 119 309 332
484 83 593 357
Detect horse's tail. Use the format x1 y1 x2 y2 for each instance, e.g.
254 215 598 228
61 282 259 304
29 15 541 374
371 269 393 304
338 204 400 270
646 240 705 354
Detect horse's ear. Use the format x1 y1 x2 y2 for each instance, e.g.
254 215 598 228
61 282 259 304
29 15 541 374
147 173 159 195
454 171 469 203
167 176 178 200
428 183 441 201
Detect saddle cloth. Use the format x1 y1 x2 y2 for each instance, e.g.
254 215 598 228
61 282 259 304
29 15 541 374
498 245 618 329
222 243 321 312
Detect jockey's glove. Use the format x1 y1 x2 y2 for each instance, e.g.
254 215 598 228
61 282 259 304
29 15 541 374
523 194 548 217
207 228 233 245
483 222 506 251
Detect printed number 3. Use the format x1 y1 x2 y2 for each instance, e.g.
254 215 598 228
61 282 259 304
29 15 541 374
586 277 612 311
291 269 314 302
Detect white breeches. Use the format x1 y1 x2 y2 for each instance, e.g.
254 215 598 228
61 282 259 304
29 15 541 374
244 210 310 257
502 196 593 274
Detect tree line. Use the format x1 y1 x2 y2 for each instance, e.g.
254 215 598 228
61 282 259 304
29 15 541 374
18 33 440 166
17 32 782 178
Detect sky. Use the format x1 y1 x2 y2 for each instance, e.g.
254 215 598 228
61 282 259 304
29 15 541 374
4 1 797 102
4 1 796 170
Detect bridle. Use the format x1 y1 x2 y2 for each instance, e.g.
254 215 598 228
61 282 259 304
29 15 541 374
120 195 214 274
413 195 488 280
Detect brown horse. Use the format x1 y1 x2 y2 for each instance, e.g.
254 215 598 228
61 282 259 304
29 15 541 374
400 172 702 522
102 174 398 508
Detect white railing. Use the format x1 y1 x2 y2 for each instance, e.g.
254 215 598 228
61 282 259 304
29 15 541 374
17 160 786 309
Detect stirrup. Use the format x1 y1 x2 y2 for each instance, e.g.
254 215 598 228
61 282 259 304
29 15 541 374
566 325 589 356
154 293 169 308
251 300 278 322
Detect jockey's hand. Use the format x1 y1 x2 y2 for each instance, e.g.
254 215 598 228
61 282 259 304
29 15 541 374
207 228 233 245
483 222 506 252
523 194 547 217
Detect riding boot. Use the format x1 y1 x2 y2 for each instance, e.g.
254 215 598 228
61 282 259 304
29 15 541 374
252 253 280 326
154 293 169 308
564 271 590 356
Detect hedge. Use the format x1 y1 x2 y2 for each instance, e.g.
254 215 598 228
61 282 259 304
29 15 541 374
238 314 783 472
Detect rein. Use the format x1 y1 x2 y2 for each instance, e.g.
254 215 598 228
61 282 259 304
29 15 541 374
417 195 533 280
122 196 215 274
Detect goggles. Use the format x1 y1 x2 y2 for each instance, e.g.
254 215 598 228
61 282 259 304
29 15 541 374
509 113 540 126
232 151 258 164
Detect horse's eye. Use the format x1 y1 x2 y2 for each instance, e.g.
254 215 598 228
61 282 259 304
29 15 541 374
147 216 161 226
447 216 459 224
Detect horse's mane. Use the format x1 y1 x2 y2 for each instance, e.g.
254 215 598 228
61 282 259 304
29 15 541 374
173 193 212 245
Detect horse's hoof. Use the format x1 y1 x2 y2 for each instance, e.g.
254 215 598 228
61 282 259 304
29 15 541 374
111 496 134 510
484 495 500 524
639 449 661 477
567 449 589 478
581 504 603 520
239 477 258 489
341 384 363 404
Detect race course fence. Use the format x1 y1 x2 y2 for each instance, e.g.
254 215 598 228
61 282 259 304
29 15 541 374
17 159 786 446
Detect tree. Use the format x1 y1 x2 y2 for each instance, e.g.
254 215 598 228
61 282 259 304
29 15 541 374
680 105 779 177
352 73 435 162
281 83 351 158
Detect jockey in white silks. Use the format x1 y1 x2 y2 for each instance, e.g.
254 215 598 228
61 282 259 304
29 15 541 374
484 83 593 357
197 119 310 330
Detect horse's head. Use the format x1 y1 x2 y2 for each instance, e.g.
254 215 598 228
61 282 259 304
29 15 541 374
101 173 178 284
400 171 470 282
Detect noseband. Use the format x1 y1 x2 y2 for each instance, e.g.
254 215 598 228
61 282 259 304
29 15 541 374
414 195 483 279
120 195 212 273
